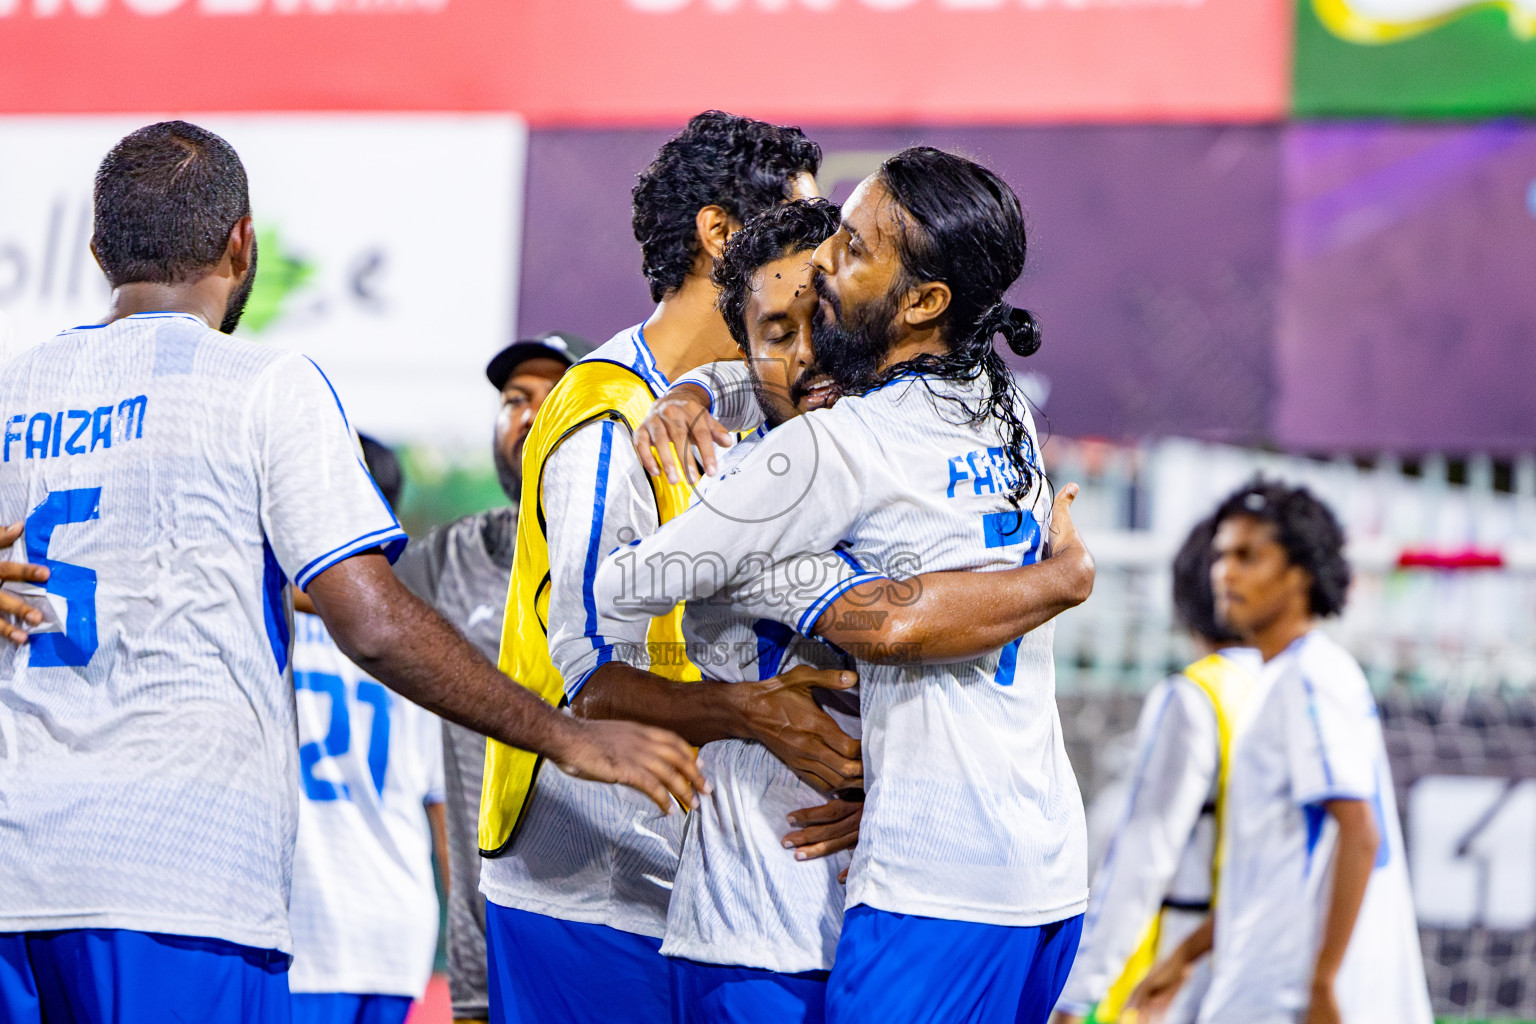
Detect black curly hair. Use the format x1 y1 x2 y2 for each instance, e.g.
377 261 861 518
632 111 822 303
1172 515 1242 645
93 121 251 288
822 146 1042 508
713 198 841 351
1213 479 1351 618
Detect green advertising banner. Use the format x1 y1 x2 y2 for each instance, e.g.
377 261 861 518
1295 0 1536 116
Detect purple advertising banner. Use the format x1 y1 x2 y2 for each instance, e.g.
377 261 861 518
1277 121 1536 455
519 125 1282 446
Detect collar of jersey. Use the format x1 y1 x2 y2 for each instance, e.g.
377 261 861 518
629 324 672 396
65 311 208 332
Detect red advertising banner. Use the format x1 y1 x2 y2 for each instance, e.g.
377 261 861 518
0 0 1289 123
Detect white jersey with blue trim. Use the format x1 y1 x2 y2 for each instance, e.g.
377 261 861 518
0 312 406 954
610 425 864 974
478 324 687 939
595 371 1087 929
1201 631 1431 1024
288 612 444 998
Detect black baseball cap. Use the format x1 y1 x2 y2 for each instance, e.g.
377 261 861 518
486 331 591 390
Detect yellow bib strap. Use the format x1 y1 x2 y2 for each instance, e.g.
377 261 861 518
1179 652 1255 897
1093 653 1256 1021
478 359 699 856
1095 914 1162 1023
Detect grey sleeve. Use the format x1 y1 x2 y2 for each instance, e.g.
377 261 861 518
392 530 444 606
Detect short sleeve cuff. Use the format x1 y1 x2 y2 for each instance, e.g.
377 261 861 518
295 527 410 590
566 643 619 701
795 571 892 636
671 369 718 415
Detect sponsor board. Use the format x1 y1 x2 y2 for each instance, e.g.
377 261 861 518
1295 0 1536 116
0 114 524 449
0 0 1289 123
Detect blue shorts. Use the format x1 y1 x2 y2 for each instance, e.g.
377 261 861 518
669 957 828 1024
825 906 1083 1024
0 928 290 1024
291 992 413 1024
484 900 669 1024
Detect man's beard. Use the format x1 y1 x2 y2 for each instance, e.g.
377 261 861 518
746 360 828 429
494 437 523 505
220 237 258 334
811 273 901 395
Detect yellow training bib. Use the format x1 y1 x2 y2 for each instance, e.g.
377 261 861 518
478 358 699 857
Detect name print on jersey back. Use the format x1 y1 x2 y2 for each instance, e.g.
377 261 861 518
3 395 147 462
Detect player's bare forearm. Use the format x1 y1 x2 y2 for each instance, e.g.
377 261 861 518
573 661 752 746
575 661 863 793
813 483 1094 663
426 801 449 894
310 553 569 755
1127 913 1213 1015
1309 799 1378 1020
307 552 710 812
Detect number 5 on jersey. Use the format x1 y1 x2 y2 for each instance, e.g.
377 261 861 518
25 487 102 668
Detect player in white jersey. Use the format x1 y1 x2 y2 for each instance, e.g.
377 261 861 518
1128 482 1432 1024
0 121 705 1024
477 113 861 1024
1052 518 1258 1024
593 149 1088 1024
603 198 1097 1024
287 439 448 1024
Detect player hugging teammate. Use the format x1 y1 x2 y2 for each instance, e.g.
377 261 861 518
0 112 1432 1024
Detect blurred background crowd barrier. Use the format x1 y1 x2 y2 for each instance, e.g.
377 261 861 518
3 1 1534 1019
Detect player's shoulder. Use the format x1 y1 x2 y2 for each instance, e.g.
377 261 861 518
1284 631 1370 702
1160 673 1220 726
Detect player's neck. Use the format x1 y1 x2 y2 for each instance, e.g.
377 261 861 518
1252 610 1313 663
642 276 740 383
878 326 947 373
104 281 223 331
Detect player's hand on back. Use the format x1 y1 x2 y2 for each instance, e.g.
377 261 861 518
783 794 863 863
735 665 862 793
550 715 712 815
0 521 50 645
633 382 733 485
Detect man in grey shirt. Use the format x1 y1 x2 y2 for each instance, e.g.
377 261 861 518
394 331 586 1024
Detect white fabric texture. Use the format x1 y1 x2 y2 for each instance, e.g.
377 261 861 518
598 427 862 974
0 312 404 953
596 371 1087 928
477 325 684 940
287 613 444 997
1201 631 1432 1024
1056 673 1222 1015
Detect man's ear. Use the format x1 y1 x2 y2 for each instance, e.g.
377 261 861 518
902 279 951 331
694 205 741 264
227 216 255 280
89 238 106 277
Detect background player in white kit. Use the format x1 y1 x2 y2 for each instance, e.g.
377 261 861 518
1052 517 1258 1024
1129 482 1432 1024
603 197 1098 1024
0 120 705 1024
287 438 448 1024
593 148 1089 1024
